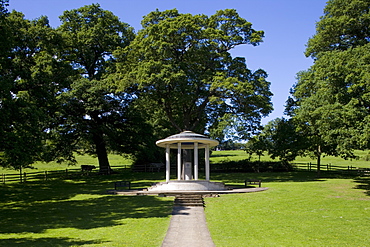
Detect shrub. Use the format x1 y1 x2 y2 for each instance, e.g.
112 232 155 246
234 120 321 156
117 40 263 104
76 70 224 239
211 159 293 173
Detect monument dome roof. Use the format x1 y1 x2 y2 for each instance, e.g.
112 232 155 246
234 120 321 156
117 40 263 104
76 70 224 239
156 131 219 149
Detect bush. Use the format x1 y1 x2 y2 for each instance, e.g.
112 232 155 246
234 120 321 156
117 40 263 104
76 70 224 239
211 159 293 173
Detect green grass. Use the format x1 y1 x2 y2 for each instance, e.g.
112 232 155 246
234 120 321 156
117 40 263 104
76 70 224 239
0 153 133 175
211 150 370 169
1 149 368 175
0 171 173 246
293 150 370 169
1 150 370 246
205 172 370 246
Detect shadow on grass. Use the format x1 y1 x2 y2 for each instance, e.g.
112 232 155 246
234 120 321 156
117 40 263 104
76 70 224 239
211 154 238 158
0 238 104 247
210 170 363 185
0 173 173 239
1 194 173 234
354 177 370 197
210 171 323 184
211 171 370 198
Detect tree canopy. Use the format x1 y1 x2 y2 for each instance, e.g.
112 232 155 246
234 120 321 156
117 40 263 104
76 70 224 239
53 4 148 173
0 5 273 171
0 10 74 170
116 9 273 141
0 4 153 171
248 118 304 162
306 0 370 58
288 0 370 174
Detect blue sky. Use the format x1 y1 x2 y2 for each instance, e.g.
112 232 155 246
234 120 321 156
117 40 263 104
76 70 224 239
8 0 327 124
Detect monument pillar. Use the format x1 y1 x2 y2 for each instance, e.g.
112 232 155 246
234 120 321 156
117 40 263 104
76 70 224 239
194 142 199 180
177 143 181 180
165 144 170 182
205 144 210 181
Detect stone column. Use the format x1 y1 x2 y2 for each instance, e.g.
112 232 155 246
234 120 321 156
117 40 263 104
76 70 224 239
177 143 181 180
194 142 198 180
166 144 170 182
205 144 210 181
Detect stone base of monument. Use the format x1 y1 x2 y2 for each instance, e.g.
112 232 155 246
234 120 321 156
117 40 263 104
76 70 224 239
147 180 229 192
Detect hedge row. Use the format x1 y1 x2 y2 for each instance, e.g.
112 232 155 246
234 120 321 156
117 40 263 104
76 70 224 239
210 160 293 173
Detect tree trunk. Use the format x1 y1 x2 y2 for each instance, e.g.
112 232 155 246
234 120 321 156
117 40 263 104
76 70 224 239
92 131 112 174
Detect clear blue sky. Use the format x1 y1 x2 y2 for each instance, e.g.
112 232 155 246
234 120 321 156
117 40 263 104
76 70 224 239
8 0 327 125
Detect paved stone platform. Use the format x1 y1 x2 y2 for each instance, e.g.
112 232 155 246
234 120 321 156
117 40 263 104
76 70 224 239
108 187 268 196
162 206 215 247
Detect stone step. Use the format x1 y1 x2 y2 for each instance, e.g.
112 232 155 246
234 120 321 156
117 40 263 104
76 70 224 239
175 195 203 199
175 200 204 204
173 194 205 207
176 194 203 199
174 200 204 205
174 202 204 207
175 197 202 200
175 199 203 204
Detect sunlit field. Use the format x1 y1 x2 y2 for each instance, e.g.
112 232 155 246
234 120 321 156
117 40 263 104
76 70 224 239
211 150 370 169
1 150 369 246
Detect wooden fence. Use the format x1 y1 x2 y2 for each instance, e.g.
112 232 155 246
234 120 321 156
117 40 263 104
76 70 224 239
2 163 368 184
292 162 370 175
1 168 82 184
1 165 130 184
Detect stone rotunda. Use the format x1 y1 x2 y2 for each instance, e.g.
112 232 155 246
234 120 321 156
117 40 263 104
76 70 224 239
147 131 228 191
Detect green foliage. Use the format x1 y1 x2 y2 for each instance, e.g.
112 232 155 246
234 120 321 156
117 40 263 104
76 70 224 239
306 0 370 58
0 0 9 54
0 4 155 172
289 0 370 174
52 4 146 173
294 44 370 155
58 3 134 79
211 159 293 173
0 5 273 171
247 118 305 162
217 139 244 150
0 11 74 170
117 9 272 140
0 0 8 16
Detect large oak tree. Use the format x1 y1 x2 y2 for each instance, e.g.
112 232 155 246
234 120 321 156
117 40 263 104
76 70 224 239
115 9 273 141
55 4 144 173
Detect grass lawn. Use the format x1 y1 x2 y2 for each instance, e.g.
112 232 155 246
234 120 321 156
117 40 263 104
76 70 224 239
0 172 173 247
205 172 370 246
0 153 133 175
211 150 370 169
1 150 370 246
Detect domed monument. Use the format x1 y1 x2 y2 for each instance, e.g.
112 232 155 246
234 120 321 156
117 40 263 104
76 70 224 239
148 131 228 191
